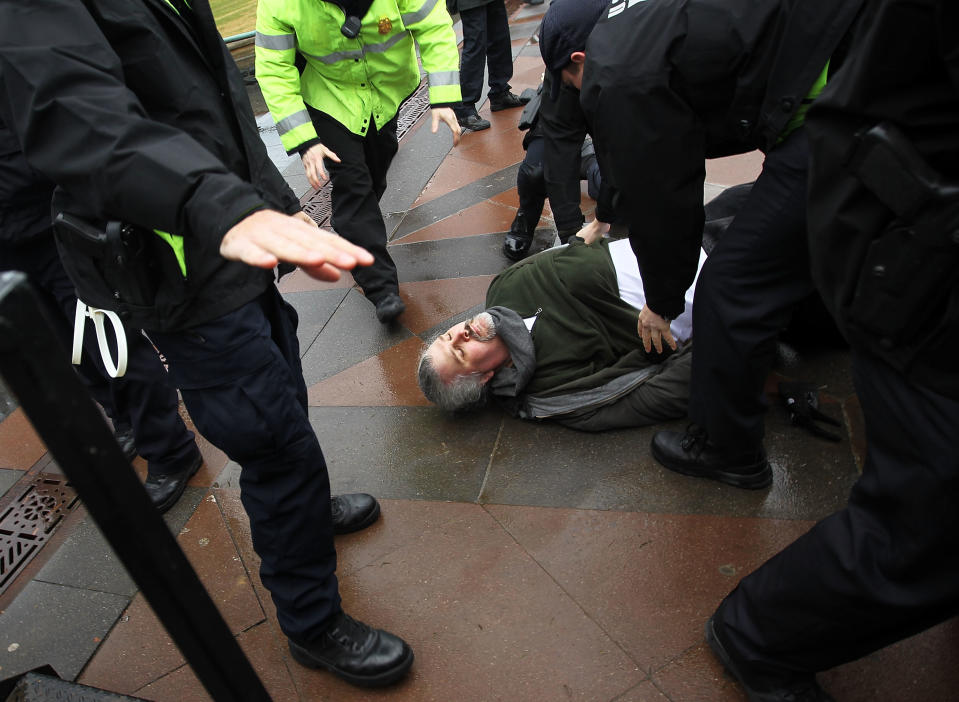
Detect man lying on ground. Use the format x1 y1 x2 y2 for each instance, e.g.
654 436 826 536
417 232 705 431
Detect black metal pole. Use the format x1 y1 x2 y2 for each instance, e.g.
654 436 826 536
0 272 271 702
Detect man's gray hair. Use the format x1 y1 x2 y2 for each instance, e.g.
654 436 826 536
417 346 489 412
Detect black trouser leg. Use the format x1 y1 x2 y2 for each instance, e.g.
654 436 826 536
147 288 340 642
310 109 399 304
688 130 815 452
719 351 959 674
516 136 546 227
457 6 489 110
483 0 513 96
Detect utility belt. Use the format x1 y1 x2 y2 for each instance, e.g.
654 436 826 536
53 214 167 311
844 123 959 352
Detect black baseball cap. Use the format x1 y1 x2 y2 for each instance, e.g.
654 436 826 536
539 0 609 98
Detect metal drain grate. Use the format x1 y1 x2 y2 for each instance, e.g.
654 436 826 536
300 79 432 228
0 473 80 596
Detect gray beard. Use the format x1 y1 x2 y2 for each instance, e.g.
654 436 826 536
468 311 498 341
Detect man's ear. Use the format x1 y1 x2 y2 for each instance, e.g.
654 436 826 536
479 370 495 385
570 51 586 65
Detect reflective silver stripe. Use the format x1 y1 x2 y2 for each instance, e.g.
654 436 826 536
275 109 311 136
301 31 409 64
428 70 459 87
255 31 296 51
401 0 440 26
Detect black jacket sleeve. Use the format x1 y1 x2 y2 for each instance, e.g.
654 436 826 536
592 79 705 320
0 0 266 241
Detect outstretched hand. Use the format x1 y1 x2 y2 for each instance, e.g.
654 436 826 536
301 143 341 190
220 209 373 281
637 304 677 354
431 107 461 146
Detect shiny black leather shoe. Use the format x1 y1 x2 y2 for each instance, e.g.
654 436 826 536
288 611 413 687
331 493 381 535
489 90 529 111
651 425 772 489
503 210 534 261
374 293 406 324
706 613 834 701
456 112 491 131
144 450 203 513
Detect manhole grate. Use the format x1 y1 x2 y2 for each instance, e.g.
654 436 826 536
300 79 431 228
0 473 79 596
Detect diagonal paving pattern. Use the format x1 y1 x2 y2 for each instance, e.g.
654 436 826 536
0 2 957 700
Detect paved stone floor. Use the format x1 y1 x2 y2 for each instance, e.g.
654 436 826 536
1 3 958 700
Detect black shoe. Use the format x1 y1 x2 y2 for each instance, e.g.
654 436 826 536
579 136 597 180
489 91 529 112
706 613 834 701
374 293 406 323
144 450 203 513
288 611 414 687
456 112 491 132
331 493 381 534
651 425 772 489
503 210 534 261
114 423 137 462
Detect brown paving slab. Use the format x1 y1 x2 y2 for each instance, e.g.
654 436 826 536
705 151 764 187
452 118 526 170
485 505 813 672
277 266 356 294
509 55 547 92
490 185 521 209
134 622 297 702
414 154 502 205
651 641 745 702
79 592 186 694
616 681 673 702
288 500 645 701
397 199 519 243
79 494 265 693
0 408 46 471
395 276 495 334
307 337 430 407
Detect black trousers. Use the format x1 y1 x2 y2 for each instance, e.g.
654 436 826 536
457 1 513 111
309 108 399 305
147 287 340 643
719 351 959 674
688 130 815 452
0 233 197 475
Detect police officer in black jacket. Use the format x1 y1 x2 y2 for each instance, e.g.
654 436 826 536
706 1 959 698
0 0 412 687
538 0 864 490
0 118 202 513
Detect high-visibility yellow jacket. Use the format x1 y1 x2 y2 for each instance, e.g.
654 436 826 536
256 0 462 153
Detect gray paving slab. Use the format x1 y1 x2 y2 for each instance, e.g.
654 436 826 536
33 487 206 597
0 580 129 681
309 406 504 502
299 289 413 386
391 233 514 283
391 164 521 240
282 288 351 358
382 122 458 225
0 467 20 495
479 409 858 521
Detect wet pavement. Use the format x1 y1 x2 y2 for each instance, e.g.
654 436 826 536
1 3 957 700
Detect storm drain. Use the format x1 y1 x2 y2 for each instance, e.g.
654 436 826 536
0 473 80 597
300 79 432 228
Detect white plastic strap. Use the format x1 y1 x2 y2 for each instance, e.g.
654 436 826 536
72 299 128 378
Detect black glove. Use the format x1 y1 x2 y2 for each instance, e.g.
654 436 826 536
778 382 842 442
